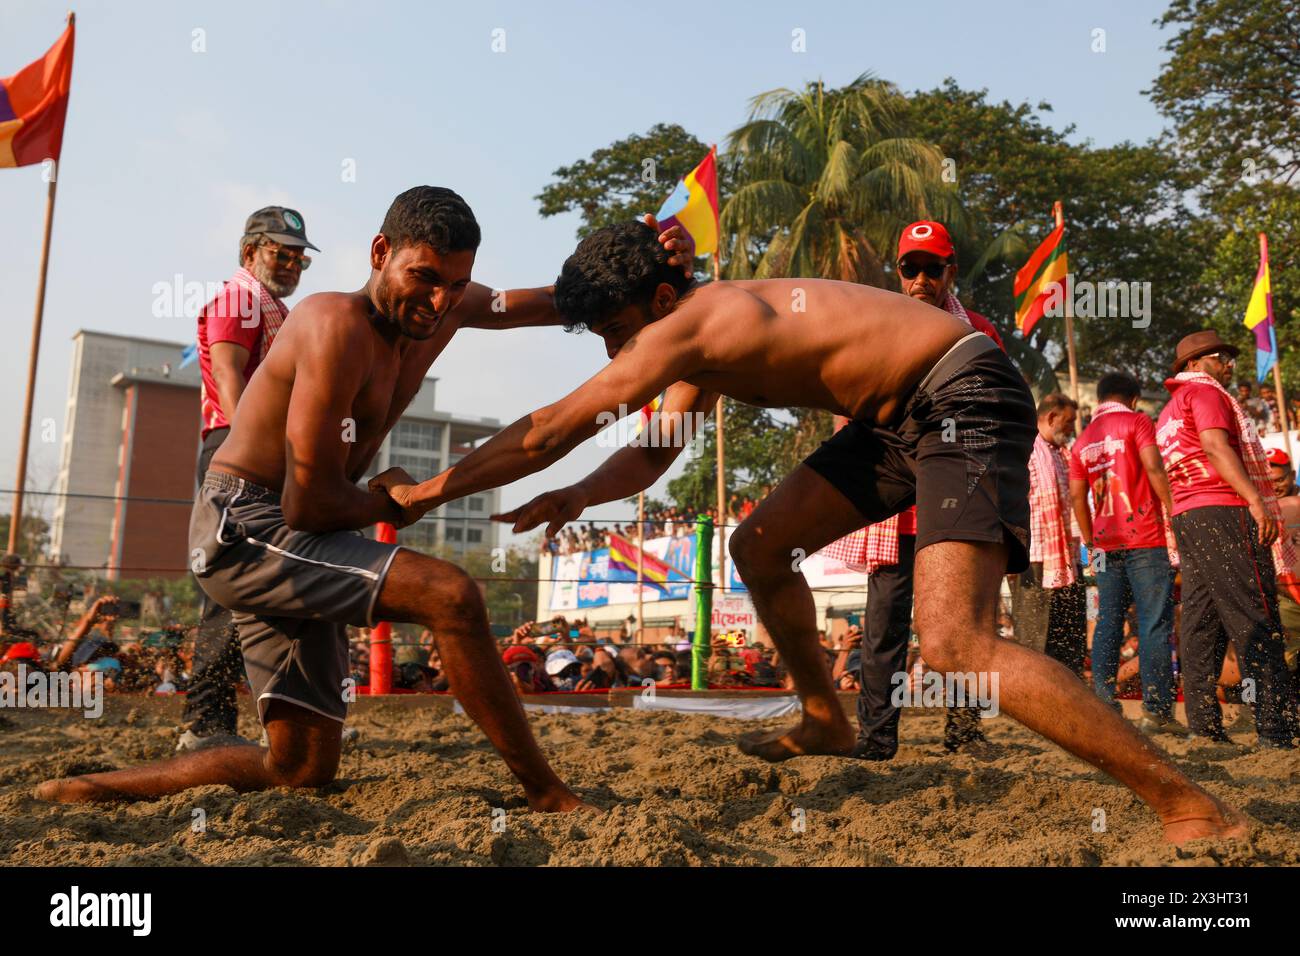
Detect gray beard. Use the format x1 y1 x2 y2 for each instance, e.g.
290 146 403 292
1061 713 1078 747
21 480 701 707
249 260 298 299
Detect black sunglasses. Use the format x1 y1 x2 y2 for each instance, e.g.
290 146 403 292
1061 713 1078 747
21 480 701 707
898 261 949 280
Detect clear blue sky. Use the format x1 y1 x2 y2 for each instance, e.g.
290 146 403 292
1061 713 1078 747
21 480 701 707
0 0 1177 545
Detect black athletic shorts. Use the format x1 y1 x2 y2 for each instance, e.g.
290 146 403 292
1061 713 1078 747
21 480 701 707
804 331 1036 573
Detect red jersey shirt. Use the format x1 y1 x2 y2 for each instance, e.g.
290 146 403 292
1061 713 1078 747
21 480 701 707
196 269 286 438
1156 381 1246 516
1068 408 1165 551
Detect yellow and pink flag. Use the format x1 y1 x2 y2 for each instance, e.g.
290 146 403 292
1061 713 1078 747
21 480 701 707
608 533 675 593
1244 232 1277 383
1 19 75 169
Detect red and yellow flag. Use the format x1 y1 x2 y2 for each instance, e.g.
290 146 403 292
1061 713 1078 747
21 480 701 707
1014 205 1069 337
654 146 719 256
0 19 75 169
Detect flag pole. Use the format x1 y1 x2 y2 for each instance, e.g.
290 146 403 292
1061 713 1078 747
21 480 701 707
9 173 60 557
712 251 726 596
1054 201 1080 404
636 491 645 644
1261 233 1294 462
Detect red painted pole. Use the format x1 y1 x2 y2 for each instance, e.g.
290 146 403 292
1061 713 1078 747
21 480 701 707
369 522 397 693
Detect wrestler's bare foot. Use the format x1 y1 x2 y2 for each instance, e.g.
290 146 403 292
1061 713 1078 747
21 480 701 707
738 719 856 762
526 787 601 814
34 776 119 804
1161 794 1251 845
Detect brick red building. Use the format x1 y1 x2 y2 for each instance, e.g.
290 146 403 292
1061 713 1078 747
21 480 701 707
50 331 501 581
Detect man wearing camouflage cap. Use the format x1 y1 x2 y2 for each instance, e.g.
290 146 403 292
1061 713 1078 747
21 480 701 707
183 206 320 751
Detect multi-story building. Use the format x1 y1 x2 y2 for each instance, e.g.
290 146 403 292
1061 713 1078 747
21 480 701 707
49 330 499 578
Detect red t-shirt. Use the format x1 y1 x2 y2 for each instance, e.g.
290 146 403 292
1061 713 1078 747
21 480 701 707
197 279 265 438
1156 382 1246 516
966 309 1005 351
1068 409 1165 551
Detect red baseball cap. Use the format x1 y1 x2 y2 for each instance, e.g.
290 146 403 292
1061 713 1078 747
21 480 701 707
1266 447 1291 467
2 642 40 662
502 645 539 666
897 221 954 260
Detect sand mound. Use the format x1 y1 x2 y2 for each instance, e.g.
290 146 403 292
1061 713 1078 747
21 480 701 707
2 697 1297 866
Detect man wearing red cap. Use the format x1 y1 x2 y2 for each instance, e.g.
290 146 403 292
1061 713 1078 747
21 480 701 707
1157 330 1298 747
847 220 1006 760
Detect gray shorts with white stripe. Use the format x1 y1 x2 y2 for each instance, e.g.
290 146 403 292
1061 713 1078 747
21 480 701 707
190 470 400 724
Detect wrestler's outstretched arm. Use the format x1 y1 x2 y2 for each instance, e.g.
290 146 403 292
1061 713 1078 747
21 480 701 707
369 311 704 524
453 217 694 330
494 381 717 536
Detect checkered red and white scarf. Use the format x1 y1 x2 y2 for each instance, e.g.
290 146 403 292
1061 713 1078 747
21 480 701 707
227 267 289 362
1029 433 1077 588
1169 371 1296 576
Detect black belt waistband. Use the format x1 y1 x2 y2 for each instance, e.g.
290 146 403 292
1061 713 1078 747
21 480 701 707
916 331 999 396
203 470 280 503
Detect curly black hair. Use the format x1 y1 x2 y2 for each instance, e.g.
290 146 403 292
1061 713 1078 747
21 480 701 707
554 222 695 332
380 186 480 254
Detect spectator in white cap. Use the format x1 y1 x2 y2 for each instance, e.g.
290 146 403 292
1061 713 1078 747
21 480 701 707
545 649 582 690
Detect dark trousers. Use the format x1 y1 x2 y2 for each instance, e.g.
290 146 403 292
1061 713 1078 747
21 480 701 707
181 427 246 736
856 536 916 751
1008 562 1087 677
1173 505 1299 743
854 536 981 751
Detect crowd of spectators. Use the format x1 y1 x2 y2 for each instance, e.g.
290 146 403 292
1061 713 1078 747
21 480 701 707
543 496 760 556
496 616 788 693
0 595 191 696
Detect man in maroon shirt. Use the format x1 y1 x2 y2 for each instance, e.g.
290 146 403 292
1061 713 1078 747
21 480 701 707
1157 330 1298 748
851 220 1006 760
1068 372 1178 733
183 206 319 751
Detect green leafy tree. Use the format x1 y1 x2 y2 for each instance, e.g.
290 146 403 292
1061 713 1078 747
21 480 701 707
535 124 711 238
0 513 50 559
1149 0 1300 199
722 73 960 284
1197 184 1300 392
905 80 1203 386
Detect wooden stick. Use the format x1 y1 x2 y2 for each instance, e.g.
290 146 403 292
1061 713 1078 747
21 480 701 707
9 175 59 556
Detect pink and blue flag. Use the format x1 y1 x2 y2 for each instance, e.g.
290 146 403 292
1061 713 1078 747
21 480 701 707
1243 233 1276 383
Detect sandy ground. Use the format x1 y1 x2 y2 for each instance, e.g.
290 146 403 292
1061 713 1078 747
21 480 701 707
1 695 1298 866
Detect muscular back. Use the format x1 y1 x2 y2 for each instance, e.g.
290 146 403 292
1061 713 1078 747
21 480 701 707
211 291 454 491
669 279 971 426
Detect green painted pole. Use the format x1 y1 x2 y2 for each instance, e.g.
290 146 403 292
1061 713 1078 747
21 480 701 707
692 514 714 690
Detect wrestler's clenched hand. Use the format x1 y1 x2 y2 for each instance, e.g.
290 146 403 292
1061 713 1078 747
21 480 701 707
492 485 589 538
642 214 695 275
368 467 425 528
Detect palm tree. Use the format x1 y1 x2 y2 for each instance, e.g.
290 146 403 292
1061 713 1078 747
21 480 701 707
720 73 963 285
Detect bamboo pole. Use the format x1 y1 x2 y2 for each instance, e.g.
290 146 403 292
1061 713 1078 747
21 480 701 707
1261 233 1293 463
1054 201 1080 404
636 490 645 644
712 252 726 596
692 514 714 690
9 175 60 557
